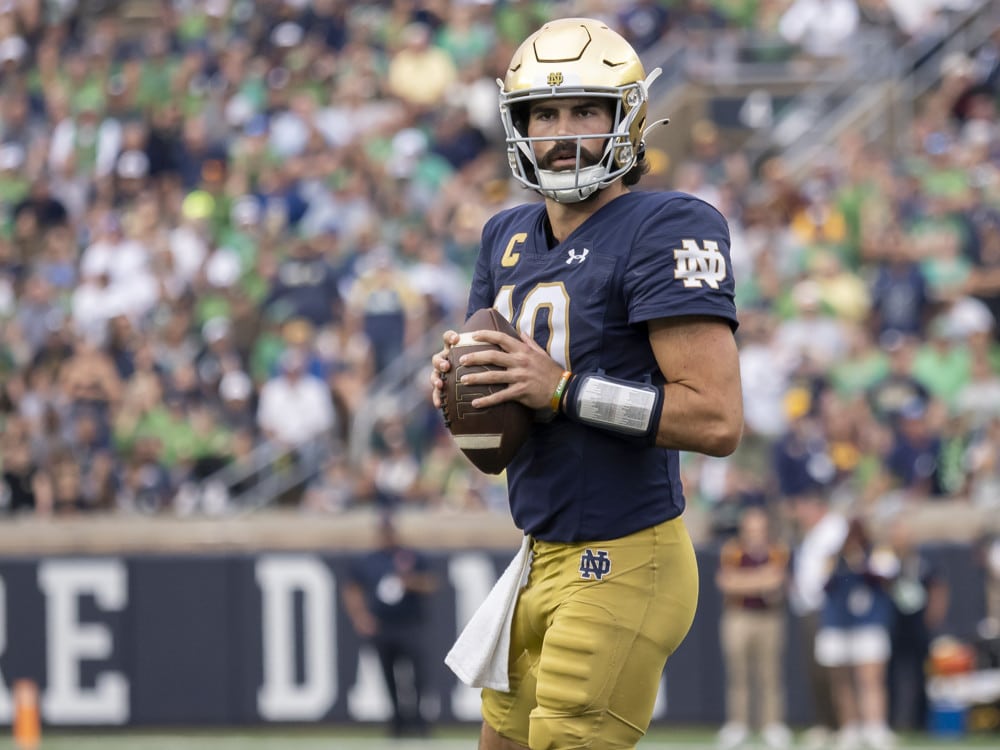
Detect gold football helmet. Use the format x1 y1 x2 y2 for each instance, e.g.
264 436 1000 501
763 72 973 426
499 18 663 203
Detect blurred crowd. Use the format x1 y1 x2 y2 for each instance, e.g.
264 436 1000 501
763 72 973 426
0 0 996 521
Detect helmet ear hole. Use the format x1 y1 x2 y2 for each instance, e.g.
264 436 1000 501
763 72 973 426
614 143 634 168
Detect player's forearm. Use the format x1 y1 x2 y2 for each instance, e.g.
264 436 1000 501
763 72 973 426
646 317 743 456
654 383 743 456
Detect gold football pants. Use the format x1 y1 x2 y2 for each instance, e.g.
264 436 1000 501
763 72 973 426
482 516 699 749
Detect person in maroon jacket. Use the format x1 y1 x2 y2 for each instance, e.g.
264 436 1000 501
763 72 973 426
716 507 791 750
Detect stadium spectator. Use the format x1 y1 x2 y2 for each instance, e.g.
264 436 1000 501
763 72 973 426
912 315 972 407
436 1 496 68
788 492 847 750
816 517 896 750
343 513 438 737
884 515 949 731
778 0 861 59
364 413 423 510
217 369 257 434
344 250 424 375
715 506 792 750
404 231 469 325
302 450 356 514
15 272 63 358
866 333 931 422
882 398 946 497
256 347 336 456
773 394 837 500
386 22 458 111
117 434 174 515
263 235 342 328
772 278 852 372
0 417 49 515
738 309 789 440
618 0 672 52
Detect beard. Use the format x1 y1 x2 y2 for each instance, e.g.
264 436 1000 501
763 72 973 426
539 141 602 171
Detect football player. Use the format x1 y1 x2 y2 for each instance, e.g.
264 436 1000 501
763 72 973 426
431 17 743 750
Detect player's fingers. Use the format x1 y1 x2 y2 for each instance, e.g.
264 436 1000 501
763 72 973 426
470 386 518 409
460 368 511 386
467 329 520 351
442 329 459 347
432 350 450 372
458 353 511 375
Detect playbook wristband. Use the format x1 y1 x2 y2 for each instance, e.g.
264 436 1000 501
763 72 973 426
562 372 664 443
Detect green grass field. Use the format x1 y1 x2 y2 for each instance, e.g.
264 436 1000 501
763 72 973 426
24 726 999 749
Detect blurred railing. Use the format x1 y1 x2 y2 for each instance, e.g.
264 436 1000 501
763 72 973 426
186 316 457 516
892 0 1000 142
347 317 462 466
186 434 337 515
643 0 996 177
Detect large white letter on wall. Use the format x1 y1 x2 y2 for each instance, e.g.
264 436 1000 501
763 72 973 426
38 559 129 724
256 556 336 720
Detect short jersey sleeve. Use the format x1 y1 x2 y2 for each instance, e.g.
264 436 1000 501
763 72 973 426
466 219 497 318
624 195 738 329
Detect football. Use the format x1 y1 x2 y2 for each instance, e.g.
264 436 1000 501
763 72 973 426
440 308 533 474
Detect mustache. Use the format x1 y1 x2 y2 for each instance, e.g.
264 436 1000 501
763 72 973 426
539 141 601 170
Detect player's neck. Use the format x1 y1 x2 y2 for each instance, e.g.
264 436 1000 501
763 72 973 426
544 183 629 244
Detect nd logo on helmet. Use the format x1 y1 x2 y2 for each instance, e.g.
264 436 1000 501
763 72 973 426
547 71 563 86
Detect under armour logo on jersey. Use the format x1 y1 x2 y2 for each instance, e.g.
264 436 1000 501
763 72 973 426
673 239 727 289
566 247 589 265
579 549 611 580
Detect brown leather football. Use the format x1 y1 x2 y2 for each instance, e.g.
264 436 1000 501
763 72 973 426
440 308 533 474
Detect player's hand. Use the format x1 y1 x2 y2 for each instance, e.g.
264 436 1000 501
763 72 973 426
430 330 459 409
458 329 566 411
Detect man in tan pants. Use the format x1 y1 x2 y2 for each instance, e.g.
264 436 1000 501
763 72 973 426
716 507 791 750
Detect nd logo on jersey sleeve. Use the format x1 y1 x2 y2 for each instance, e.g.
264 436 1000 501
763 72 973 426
673 239 727 289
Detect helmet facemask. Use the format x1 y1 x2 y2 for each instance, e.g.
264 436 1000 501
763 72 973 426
499 80 656 203
497 17 664 203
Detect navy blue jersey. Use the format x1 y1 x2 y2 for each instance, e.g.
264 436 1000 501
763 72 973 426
467 191 738 542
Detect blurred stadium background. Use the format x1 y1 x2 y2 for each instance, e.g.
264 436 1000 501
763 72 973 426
1 0 1000 748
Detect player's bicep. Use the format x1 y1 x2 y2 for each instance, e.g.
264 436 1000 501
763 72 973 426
648 315 742 411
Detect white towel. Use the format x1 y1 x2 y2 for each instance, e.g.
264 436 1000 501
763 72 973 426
445 535 533 691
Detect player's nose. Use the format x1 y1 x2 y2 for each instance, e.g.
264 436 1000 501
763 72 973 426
554 113 577 136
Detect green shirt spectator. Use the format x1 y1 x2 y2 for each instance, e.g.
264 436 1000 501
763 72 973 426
912 335 971 407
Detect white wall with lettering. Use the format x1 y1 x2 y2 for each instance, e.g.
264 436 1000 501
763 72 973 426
38 559 129 724
256 555 336 721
